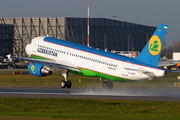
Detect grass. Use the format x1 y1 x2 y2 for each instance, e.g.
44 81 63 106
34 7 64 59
0 98 180 120
0 70 179 88
0 70 180 119
0 70 101 87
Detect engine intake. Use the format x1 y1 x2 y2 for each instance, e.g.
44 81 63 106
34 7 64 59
41 66 52 76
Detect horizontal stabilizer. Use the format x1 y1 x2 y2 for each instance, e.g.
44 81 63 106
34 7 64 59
125 67 156 78
158 60 180 66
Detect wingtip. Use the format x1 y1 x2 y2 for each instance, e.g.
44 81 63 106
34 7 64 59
6 53 12 61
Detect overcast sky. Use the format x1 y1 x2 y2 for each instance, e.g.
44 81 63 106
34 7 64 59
1 0 180 47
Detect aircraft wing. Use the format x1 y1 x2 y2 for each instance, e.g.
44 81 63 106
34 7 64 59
7 55 81 72
158 60 180 67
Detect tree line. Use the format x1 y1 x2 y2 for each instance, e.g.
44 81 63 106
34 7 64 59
161 40 180 59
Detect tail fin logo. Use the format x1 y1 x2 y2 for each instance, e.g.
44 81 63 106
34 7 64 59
148 35 161 56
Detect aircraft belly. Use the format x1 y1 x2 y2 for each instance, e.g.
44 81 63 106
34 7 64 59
74 58 124 80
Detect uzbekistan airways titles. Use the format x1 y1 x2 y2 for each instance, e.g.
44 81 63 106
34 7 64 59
37 45 58 57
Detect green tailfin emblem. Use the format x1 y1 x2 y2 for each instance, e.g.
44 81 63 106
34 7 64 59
150 40 159 52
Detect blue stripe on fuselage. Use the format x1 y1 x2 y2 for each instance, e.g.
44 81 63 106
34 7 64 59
44 37 162 70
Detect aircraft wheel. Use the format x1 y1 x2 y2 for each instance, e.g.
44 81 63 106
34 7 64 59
66 81 72 88
61 80 66 88
103 81 113 89
103 81 108 89
108 81 113 89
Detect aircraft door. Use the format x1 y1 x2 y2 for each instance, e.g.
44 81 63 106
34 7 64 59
32 39 39 52
32 44 37 52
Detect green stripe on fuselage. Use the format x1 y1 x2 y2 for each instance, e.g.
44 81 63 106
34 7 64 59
70 68 131 82
31 54 54 61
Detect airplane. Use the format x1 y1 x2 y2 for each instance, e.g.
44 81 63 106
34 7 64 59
7 24 168 89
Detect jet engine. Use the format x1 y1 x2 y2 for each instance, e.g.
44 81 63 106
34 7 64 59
28 63 52 77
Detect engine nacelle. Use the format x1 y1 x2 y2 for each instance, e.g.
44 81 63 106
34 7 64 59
28 63 52 77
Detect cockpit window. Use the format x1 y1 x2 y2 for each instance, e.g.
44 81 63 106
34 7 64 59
28 41 32 45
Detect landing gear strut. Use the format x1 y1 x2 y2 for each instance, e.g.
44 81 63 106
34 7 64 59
103 81 113 89
61 69 72 89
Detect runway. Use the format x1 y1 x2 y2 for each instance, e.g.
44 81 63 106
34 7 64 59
0 86 180 102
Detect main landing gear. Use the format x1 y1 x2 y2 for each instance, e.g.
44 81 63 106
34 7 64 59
61 69 72 89
60 69 113 89
103 81 113 89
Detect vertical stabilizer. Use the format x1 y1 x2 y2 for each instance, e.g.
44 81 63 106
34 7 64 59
134 24 168 66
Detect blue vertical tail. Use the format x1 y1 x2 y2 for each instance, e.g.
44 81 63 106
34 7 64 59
134 24 168 66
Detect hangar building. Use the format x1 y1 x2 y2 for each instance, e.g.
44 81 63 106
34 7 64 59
0 24 13 56
0 17 156 57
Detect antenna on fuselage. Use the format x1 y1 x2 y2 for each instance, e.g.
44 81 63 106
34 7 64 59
47 34 49 37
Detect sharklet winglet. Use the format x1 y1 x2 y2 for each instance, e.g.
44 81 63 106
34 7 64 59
6 53 12 61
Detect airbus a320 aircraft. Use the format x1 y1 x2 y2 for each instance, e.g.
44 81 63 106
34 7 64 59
7 24 168 89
